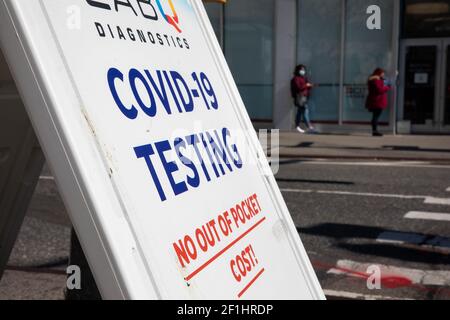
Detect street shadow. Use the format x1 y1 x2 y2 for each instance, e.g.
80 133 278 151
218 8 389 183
297 223 381 239
298 223 450 265
383 145 450 153
277 159 303 166
285 142 371 150
284 142 450 154
338 243 450 265
292 142 315 148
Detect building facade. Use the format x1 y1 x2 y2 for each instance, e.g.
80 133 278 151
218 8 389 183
204 0 450 134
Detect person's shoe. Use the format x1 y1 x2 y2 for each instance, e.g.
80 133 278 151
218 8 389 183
307 126 317 134
296 126 305 133
373 131 383 137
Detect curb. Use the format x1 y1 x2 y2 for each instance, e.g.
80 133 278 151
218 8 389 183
277 153 450 164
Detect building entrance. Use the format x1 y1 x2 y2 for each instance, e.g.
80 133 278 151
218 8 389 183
399 38 450 133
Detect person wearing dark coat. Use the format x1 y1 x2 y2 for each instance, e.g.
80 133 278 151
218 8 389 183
366 68 391 137
291 64 314 133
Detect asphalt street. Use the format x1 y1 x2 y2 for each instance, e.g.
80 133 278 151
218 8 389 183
1 159 450 300
0 166 70 300
276 159 450 300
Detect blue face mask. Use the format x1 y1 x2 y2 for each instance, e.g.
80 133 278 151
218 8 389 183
299 70 306 76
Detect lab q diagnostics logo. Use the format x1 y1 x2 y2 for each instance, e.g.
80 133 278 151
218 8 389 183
83 0 191 50
86 0 183 32
156 0 181 33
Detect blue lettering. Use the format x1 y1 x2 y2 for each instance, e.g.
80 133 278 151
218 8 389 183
129 68 157 117
134 144 167 201
186 134 211 182
108 67 138 119
155 140 188 196
144 70 172 115
200 133 221 178
223 128 243 169
174 137 200 188
171 71 194 113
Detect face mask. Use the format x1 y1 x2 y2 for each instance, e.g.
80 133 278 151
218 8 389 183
299 70 306 76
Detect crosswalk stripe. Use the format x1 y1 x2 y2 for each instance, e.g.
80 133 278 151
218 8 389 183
404 211 450 222
39 176 55 180
295 160 450 170
424 197 450 205
323 289 411 300
281 188 426 199
376 231 450 250
280 188 450 205
328 260 450 287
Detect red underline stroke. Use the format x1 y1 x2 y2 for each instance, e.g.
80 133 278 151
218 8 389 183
238 268 265 298
185 216 266 281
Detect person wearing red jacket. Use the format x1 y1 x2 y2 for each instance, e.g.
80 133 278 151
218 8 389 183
366 68 391 137
291 64 314 133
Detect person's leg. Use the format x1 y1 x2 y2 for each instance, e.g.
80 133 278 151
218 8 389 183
372 109 383 135
295 107 302 127
295 107 305 133
371 111 376 132
303 105 313 129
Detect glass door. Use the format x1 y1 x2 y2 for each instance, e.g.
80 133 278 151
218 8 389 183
399 39 441 133
441 39 450 131
399 38 450 133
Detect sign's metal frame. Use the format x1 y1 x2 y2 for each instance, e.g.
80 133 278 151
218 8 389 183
0 53 44 277
0 0 324 300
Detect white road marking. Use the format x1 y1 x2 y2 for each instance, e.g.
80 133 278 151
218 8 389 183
328 260 450 287
323 289 411 300
404 211 450 222
39 176 55 180
281 188 423 199
280 160 450 169
424 197 450 205
280 188 450 205
376 231 450 250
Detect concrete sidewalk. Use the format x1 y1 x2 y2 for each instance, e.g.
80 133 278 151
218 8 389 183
274 132 450 162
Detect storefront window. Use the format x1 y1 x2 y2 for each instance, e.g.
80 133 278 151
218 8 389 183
204 3 222 44
206 0 398 127
224 0 274 120
343 0 394 123
298 0 396 125
297 0 341 122
403 0 450 38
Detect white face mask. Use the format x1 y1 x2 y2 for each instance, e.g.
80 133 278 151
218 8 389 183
299 70 306 76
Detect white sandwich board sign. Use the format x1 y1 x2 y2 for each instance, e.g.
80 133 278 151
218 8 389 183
0 0 324 299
